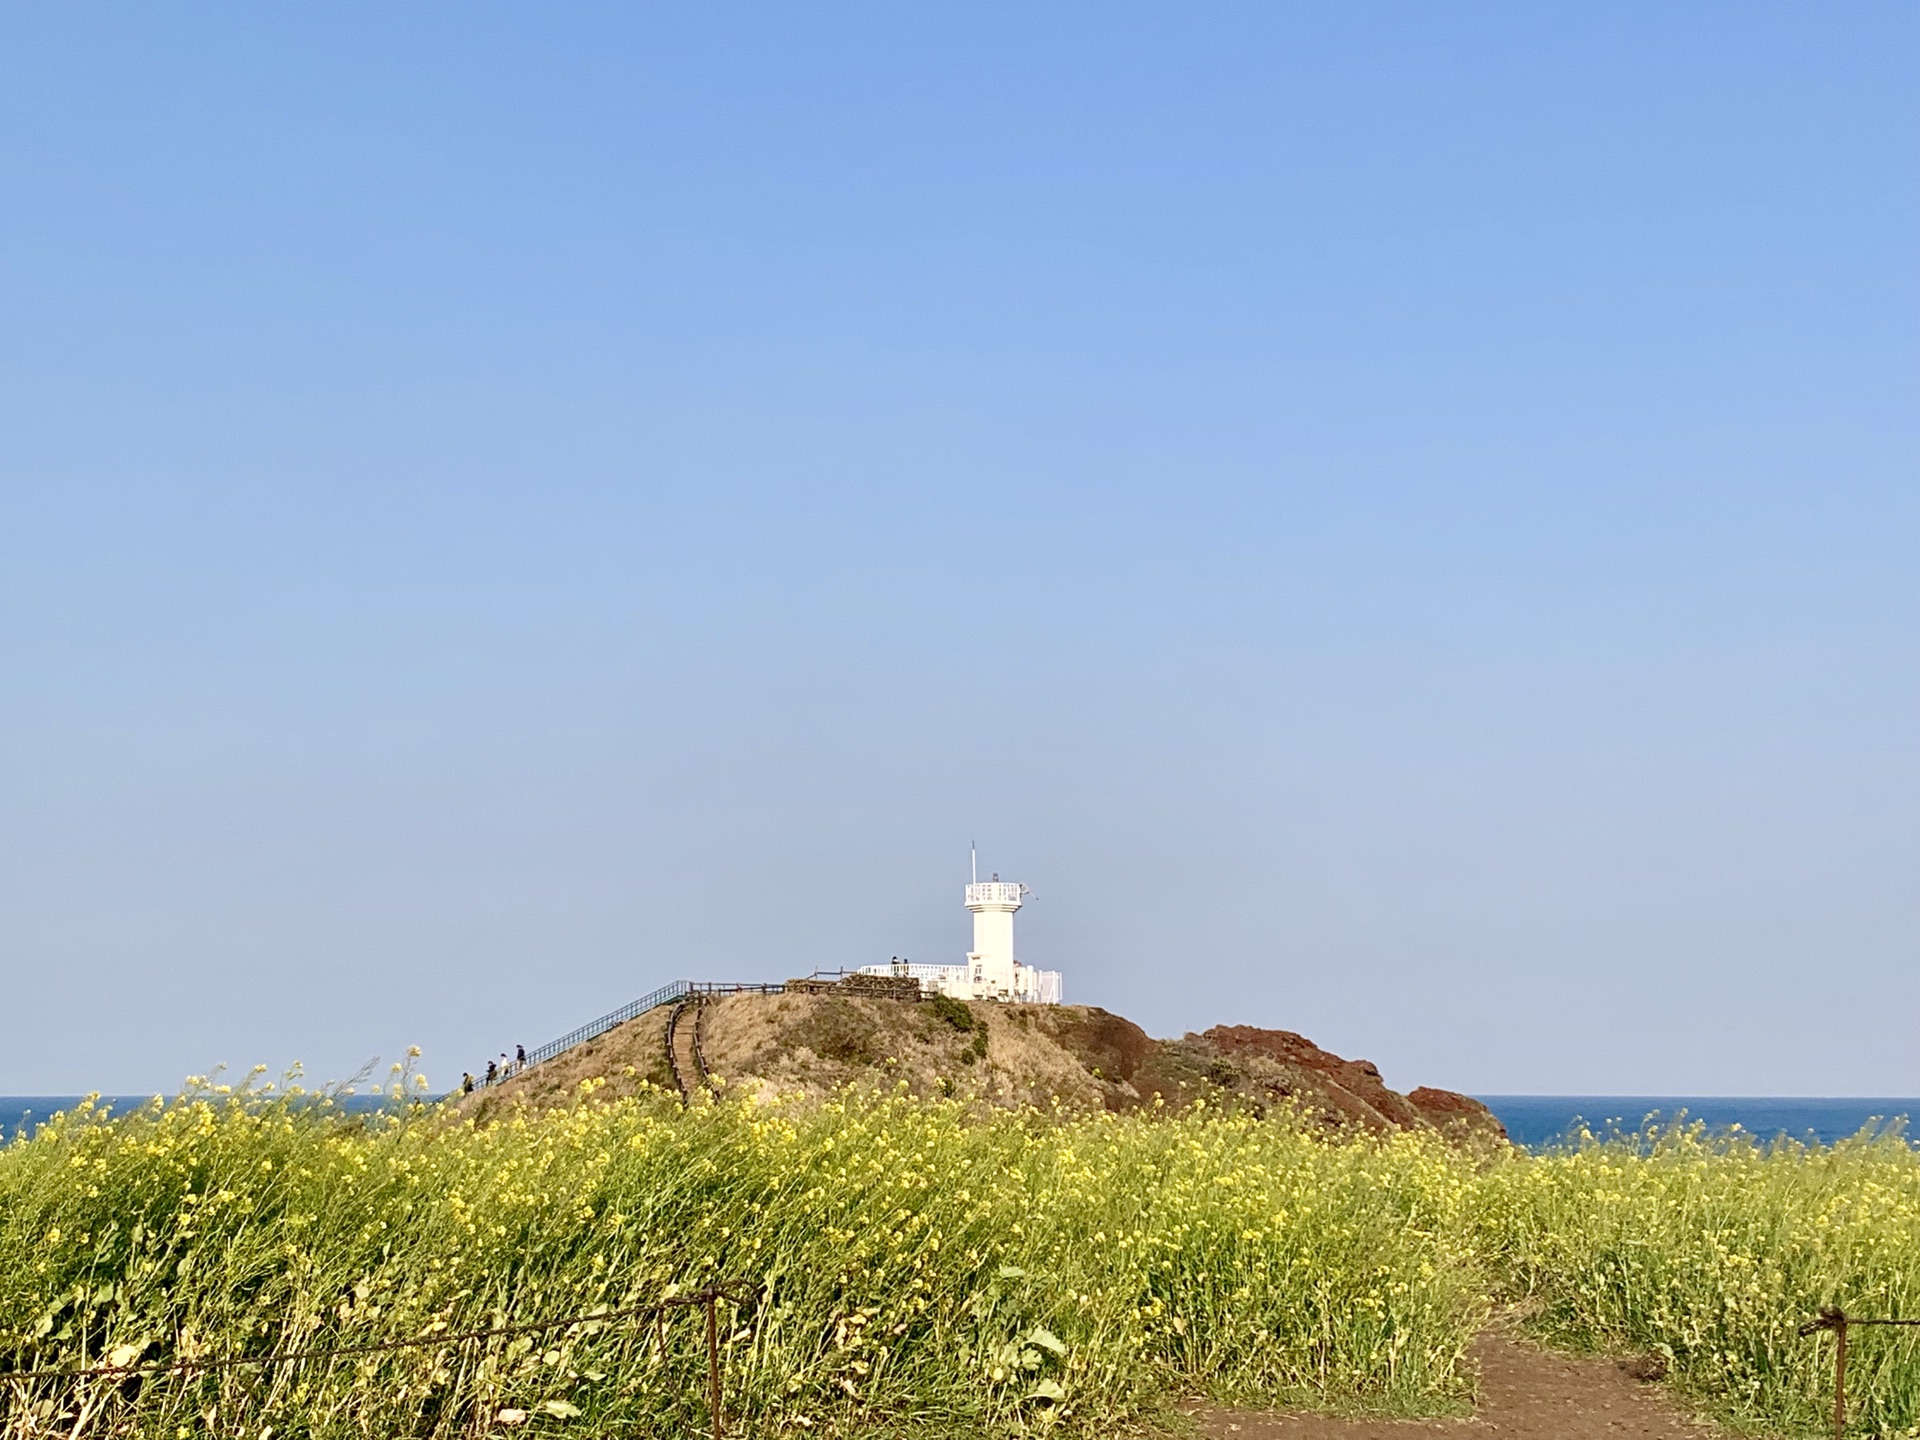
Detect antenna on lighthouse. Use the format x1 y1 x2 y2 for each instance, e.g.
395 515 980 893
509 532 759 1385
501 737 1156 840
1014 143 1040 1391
970 843 977 885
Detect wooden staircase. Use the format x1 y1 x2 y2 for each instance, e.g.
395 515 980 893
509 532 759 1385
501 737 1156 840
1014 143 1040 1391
665 995 708 1101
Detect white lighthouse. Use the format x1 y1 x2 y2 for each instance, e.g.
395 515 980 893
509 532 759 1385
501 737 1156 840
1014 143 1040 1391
859 858 1063 1003
964 877 1024 994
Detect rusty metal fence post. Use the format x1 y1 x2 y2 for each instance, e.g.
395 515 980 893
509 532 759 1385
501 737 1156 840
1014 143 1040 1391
1800 1307 1920 1439
706 1289 723 1440
1834 1313 1848 1440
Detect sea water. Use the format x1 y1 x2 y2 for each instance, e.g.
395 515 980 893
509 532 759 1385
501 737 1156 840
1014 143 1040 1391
0 1096 160 1141
1478 1096 1920 1150
0 1095 395 1142
5 1095 1916 1149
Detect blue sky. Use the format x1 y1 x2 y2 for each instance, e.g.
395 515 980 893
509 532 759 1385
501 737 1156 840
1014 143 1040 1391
2 4 1914 1096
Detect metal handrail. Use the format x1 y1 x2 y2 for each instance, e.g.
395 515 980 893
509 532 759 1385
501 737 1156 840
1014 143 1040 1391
483 981 794 1087
517 981 692 1075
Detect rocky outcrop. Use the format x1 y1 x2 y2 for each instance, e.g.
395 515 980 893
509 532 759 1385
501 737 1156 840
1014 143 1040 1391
1188 1025 1428 1128
1406 1085 1507 1145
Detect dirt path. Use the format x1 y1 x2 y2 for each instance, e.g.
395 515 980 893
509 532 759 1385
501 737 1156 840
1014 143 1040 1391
1190 1334 1734 1439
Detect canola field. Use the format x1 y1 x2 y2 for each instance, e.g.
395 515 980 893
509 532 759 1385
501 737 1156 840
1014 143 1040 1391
1478 1121 1920 1436
2 1076 1918 1438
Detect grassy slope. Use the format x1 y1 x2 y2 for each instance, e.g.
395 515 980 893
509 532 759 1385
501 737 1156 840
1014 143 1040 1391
467 993 1504 1150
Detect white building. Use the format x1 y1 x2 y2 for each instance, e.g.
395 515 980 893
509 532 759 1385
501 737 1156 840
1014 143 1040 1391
860 869 1063 1004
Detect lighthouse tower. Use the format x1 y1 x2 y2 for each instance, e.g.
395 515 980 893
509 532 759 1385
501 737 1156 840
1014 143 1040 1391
855 854 1064 1003
964 876 1027 995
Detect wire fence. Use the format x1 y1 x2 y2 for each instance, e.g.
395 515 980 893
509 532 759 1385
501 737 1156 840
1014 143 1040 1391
1800 1307 1920 1438
9 1287 1915 1439
2 1281 760 1439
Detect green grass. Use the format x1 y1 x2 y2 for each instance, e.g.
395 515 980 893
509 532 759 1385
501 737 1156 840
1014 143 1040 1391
1474 1119 1920 1437
7 1079 1920 1438
0 1078 1481 1438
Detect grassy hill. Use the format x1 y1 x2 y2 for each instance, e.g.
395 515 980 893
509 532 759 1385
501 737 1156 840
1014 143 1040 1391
466 990 1505 1147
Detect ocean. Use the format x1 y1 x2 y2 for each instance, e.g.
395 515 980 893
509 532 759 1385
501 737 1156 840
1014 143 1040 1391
0 1095 395 1142
1477 1096 1920 1149
4 1095 1916 1149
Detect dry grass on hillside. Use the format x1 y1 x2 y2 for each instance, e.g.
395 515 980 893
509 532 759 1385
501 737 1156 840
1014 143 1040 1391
462 1006 675 1124
703 993 1118 1109
464 992 1505 1153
